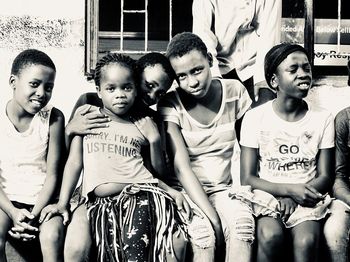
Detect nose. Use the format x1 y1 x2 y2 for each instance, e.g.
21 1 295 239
297 65 311 77
35 85 45 97
114 88 126 97
148 91 157 102
188 75 199 88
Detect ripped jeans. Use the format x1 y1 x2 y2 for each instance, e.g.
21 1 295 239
209 190 255 262
183 189 255 262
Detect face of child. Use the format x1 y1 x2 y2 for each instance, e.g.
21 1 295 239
169 49 211 99
10 64 55 115
97 63 137 117
273 51 312 99
140 64 171 106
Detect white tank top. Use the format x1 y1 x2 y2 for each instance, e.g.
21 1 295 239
0 103 52 205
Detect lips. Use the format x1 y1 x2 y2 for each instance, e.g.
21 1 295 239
30 99 44 107
297 82 310 90
113 102 128 108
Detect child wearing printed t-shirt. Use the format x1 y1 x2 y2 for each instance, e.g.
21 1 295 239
240 43 334 262
40 53 188 262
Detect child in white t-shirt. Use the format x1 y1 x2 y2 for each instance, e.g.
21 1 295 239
0 49 65 261
240 43 334 261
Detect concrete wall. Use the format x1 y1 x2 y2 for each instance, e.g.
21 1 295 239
0 0 95 121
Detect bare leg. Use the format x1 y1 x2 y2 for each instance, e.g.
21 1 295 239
0 209 12 262
291 220 321 262
64 204 92 262
256 216 285 262
39 216 65 262
166 230 188 262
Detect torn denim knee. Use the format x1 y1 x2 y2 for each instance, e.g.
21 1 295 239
230 211 255 243
187 215 215 249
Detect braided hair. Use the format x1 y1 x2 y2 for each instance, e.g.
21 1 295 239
94 52 138 87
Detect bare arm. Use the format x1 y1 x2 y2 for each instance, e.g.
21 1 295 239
308 148 334 194
31 108 65 217
65 93 109 150
39 135 84 224
254 0 282 84
165 122 221 226
334 111 350 205
133 116 166 176
192 0 221 77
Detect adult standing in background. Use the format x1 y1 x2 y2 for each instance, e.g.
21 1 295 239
192 0 282 107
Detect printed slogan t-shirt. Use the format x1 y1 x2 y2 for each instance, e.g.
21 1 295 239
240 101 334 184
82 106 157 197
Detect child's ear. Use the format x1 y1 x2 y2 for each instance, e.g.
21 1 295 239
270 74 279 90
9 75 16 89
96 86 102 99
207 52 213 67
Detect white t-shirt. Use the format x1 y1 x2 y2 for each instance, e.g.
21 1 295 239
240 101 334 184
158 79 252 194
0 103 52 205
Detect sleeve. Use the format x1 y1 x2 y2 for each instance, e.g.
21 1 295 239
240 109 259 148
192 0 221 78
319 112 335 149
157 95 181 126
334 110 350 192
235 82 253 120
253 0 282 84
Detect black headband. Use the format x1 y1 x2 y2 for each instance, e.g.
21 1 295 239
264 43 309 89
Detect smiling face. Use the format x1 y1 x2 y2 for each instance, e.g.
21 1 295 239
97 63 137 117
169 49 212 99
10 64 55 115
140 64 172 106
272 51 312 99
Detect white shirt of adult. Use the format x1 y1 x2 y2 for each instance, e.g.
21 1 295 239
192 0 282 84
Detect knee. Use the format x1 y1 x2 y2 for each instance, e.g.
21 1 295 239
187 215 215 249
294 232 319 251
40 222 65 248
229 210 255 243
64 230 92 260
257 225 284 249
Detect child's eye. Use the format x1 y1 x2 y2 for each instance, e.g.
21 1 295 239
155 90 166 99
29 82 39 88
146 83 154 89
123 85 134 91
178 75 186 81
193 68 202 74
303 64 311 72
106 87 115 92
45 85 54 92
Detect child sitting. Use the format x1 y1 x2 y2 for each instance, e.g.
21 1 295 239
40 53 187 262
57 52 216 262
239 43 334 262
0 49 65 261
158 32 254 262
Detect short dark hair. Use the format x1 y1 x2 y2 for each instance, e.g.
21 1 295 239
137 52 176 83
94 52 138 87
166 32 208 60
11 49 56 76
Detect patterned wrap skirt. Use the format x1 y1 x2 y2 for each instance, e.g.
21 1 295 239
86 183 187 262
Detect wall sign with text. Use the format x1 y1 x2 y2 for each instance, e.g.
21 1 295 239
281 18 350 66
